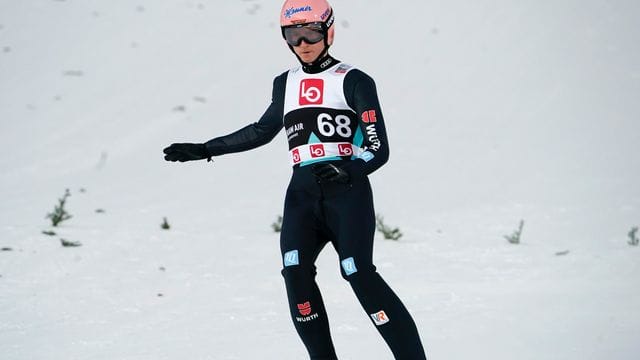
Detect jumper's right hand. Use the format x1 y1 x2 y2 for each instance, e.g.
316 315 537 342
163 143 211 162
311 163 350 184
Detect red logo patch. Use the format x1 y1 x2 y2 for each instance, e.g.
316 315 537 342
299 79 324 105
338 144 353 156
298 302 312 316
292 149 301 164
310 144 325 158
361 110 377 123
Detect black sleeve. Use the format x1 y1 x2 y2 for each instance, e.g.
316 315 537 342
204 72 287 156
344 69 390 175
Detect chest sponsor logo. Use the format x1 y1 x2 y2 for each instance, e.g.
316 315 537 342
370 310 390 326
338 144 353 156
286 123 304 141
299 79 324 106
309 144 325 158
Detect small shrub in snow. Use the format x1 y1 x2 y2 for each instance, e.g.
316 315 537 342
60 238 81 247
42 230 57 236
629 227 639 246
376 215 402 241
505 220 524 244
1 247 13 252
272 215 283 233
46 189 72 227
62 70 84 77
161 217 171 230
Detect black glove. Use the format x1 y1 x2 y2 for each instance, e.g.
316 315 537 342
311 163 350 184
163 143 212 162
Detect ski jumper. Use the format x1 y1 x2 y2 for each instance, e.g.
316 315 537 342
205 56 427 360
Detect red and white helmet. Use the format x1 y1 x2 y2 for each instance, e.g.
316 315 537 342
280 0 334 27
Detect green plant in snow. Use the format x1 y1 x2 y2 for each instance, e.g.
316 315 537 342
505 220 524 244
60 238 81 247
629 226 639 246
46 189 72 227
272 215 283 233
376 214 402 241
161 217 171 230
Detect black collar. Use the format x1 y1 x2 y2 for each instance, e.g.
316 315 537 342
302 54 340 74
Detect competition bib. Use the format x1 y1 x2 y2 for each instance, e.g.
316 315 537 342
283 63 365 166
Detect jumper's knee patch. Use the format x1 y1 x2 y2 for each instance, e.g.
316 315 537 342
340 257 358 278
340 259 379 282
283 249 299 267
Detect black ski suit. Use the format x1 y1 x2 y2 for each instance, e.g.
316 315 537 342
204 56 426 360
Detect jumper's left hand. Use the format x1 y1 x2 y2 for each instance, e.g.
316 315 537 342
311 163 350 184
163 143 212 162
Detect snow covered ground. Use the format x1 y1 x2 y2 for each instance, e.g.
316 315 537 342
1 0 639 359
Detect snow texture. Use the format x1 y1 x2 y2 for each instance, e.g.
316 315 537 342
1 0 639 359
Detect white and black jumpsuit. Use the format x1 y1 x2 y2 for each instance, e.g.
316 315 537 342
205 56 427 360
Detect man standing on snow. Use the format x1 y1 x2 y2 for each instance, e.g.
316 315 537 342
163 1 427 358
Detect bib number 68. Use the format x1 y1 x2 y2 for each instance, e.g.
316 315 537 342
317 113 352 138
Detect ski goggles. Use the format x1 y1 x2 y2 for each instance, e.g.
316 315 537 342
281 10 335 47
282 22 326 47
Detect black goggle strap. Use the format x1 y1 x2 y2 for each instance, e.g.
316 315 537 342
325 10 334 29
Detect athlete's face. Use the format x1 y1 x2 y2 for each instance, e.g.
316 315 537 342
292 39 326 64
293 26 335 64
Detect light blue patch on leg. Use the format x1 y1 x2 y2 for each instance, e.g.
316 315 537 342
284 250 299 267
341 257 358 276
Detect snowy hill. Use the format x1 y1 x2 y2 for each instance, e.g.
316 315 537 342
1 1 639 359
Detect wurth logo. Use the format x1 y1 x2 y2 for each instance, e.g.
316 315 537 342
297 302 312 316
366 124 381 151
299 79 324 105
361 110 377 123
295 301 319 322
